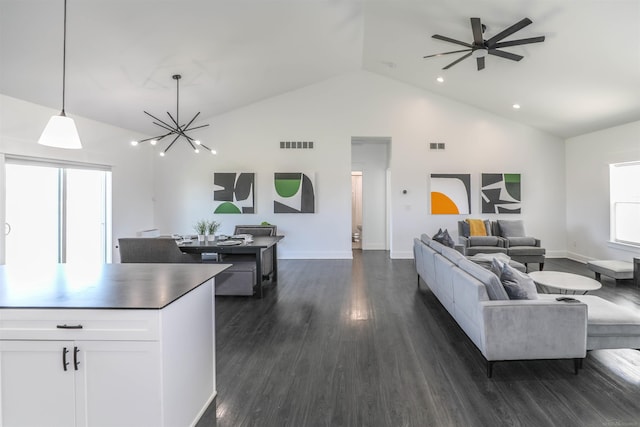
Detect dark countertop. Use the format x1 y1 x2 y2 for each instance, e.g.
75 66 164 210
0 263 230 309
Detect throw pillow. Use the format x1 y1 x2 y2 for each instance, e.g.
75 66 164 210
490 258 505 278
497 220 526 238
466 219 488 236
433 228 455 248
499 262 539 300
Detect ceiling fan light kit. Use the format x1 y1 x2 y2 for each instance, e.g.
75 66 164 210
424 17 545 71
131 74 214 156
38 0 82 149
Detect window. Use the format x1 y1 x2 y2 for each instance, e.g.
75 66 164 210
4 158 112 265
610 161 640 246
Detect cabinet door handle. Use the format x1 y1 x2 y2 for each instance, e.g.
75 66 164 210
56 324 83 329
62 347 69 371
73 346 80 371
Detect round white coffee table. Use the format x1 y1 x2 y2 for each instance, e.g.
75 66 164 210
529 271 602 294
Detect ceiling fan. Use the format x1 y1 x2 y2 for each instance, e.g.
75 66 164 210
424 17 545 71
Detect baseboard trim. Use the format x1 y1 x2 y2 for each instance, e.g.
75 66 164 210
280 251 353 259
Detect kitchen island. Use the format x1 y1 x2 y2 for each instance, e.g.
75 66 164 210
0 262 229 427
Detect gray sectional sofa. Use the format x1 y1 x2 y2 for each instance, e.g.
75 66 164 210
413 234 640 377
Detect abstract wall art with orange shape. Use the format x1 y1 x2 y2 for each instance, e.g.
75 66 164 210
430 174 471 215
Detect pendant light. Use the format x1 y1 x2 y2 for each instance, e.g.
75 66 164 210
38 0 82 149
130 74 214 156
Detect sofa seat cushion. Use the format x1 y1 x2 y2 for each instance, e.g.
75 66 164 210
507 246 546 256
575 295 640 337
507 237 537 247
468 236 500 246
465 247 507 256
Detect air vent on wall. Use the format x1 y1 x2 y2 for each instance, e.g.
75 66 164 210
280 141 314 149
430 143 446 150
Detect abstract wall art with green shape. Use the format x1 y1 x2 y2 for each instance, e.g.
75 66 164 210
274 172 315 213
481 173 521 214
213 172 255 214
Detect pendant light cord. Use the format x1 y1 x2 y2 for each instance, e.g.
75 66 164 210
175 75 180 125
61 0 68 116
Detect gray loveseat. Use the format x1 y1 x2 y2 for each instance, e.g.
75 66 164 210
413 234 640 377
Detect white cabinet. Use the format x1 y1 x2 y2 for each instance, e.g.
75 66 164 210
0 340 77 427
0 340 161 427
0 279 215 427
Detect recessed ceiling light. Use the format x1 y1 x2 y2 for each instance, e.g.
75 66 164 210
512 104 521 109
436 76 444 83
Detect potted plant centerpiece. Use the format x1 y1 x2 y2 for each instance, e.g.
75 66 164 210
207 220 221 241
194 220 208 242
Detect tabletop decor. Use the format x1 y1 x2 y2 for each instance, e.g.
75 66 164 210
207 220 221 241
194 219 208 242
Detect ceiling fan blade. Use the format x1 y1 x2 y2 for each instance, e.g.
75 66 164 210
492 36 546 49
443 52 473 69
470 18 484 45
485 18 532 45
476 56 485 70
488 49 524 61
432 34 472 48
423 48 472 58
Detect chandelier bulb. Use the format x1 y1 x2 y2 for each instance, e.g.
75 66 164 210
211 149 217 155
150 139 157 145
131 140 139 146
194 148 200 154
160 151 165 157
195 140 201 145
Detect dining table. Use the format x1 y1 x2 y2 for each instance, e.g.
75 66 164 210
178 235 283 298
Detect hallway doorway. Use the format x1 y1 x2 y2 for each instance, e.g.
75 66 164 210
351 171 362 249
351 137 391 252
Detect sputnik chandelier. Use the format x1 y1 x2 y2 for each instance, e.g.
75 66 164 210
131 74 216 156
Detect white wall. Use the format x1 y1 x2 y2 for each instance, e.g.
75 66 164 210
352 140 389 250
565 120 640 262
152 71 567 259
0 94 155 263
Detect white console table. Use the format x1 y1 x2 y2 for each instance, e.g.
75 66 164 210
0 263 229 427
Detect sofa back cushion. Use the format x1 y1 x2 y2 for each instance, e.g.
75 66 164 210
457 258 509 300
497 220 526 237
440 245 466 264
428 238 446 254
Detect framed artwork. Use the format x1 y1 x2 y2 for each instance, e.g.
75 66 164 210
430 174 471 214
481 173 521 214
274 172 315 213
213 172 255 214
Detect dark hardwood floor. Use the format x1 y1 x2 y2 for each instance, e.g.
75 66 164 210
197 252 640 427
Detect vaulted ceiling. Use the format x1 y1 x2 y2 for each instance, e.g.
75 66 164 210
1 0 639 139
